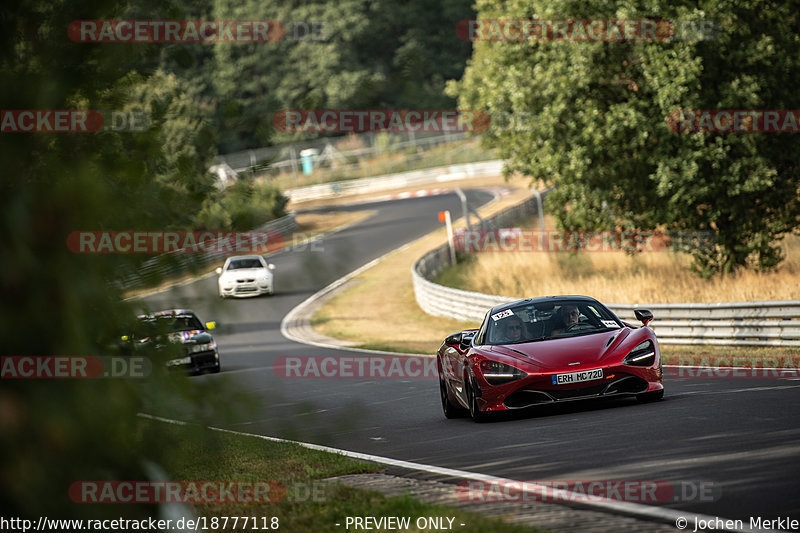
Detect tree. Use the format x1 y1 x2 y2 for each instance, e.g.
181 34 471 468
210 0 475 151
0 0 234 518
449 0 800 275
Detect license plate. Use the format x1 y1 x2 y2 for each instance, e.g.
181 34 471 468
167 356 191 366
551 368 603 385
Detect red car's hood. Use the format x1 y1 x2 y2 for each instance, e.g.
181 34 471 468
489 329 631 370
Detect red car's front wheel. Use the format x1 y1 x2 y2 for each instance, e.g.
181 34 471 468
440 378 466 419
466 379 488 423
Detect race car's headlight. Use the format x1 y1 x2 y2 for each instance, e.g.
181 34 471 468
189 342 214 354
623 340 656 366
479 360 526 386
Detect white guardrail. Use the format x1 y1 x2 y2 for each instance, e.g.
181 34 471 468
412 199 800 346
285 160 504 202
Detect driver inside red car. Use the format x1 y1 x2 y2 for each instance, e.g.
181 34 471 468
499 316 525 343
551 305 580 335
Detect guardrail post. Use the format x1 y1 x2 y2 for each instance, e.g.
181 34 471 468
530 188 547 249
439 210 457 265
455 187 471 231
289 147 298 187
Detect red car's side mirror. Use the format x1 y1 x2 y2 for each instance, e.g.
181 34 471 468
634 309 654 326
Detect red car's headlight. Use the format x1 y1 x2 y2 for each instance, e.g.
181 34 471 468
479 360 527 386
623 340 656 366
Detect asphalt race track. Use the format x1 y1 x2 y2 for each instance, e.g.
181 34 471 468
138 189 800 526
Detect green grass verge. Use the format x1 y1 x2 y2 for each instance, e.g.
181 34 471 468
147 419 546 533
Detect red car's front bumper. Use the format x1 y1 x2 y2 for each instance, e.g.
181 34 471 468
473 364 663 412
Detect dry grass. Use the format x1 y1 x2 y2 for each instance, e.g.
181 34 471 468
312 196 800 361
312 183 533 353
294 209 375 237
440 228 800 304
312 186 800 358
312 272 478 354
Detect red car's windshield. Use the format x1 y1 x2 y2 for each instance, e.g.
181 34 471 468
486 302 621 345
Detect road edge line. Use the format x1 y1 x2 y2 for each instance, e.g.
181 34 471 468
138 413 763 533
280 188 508 357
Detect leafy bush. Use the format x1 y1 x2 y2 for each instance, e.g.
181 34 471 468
196 179 288 231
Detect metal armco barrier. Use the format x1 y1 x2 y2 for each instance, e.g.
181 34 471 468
286 160 504 202
412 198 800 346
609 302 800 346
412 195 536 322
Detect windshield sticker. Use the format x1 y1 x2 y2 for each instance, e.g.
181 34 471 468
491 309 514 321
602 320 619 328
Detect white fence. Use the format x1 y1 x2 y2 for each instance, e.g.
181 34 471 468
412 199 800 346
609 302 800 346
218 131 473 175
285 160 504 202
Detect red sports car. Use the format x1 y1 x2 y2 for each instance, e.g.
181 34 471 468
437 296 664 422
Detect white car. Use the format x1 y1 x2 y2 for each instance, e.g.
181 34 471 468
216 255 275 298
